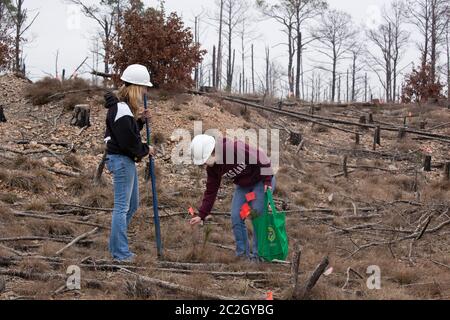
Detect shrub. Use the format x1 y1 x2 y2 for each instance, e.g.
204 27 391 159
111 0 206 89
25 77 92 106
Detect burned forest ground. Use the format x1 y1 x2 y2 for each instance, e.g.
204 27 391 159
0 74 449 300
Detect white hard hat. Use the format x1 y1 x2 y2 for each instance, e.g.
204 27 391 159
190 135 216 165
120 64 153 87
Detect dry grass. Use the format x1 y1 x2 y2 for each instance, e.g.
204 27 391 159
11 156 44 171
3 169 52 193
63 153 82 169
18 258 51 276
0 202 13 223
152 132 166 145
24 199 49 212
62 93 86 111
0 192 19 204
125 277 155 300
65 174 92 196
80 186 113 208
28 220 75 237
25 77 91 106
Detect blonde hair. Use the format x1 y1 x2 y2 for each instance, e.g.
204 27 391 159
118 84 145 118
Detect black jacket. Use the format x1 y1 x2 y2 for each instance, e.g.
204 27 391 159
104 92 149 162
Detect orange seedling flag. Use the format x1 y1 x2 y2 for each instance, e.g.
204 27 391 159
240 203 251 220
266 291 274 300
188 207 195 217
246 192 256 202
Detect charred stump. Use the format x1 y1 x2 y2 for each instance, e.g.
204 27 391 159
71 105 91 128
423 155 432 172
444 163 450 181
0 106 7 123
289 132 303 146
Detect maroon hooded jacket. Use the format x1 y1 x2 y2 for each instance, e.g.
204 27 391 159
198 138 274 220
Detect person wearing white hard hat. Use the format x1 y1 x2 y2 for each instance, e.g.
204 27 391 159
189 135 276 261
104 64 156 263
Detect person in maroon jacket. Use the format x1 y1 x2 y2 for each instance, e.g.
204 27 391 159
190 135 275 260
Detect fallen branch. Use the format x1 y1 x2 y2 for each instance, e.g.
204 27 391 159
120 268 238 300
55 228 99 256
154 268 289 278
13 211 109 229
293 257 329 300
0 236 93 245
50 203 113 212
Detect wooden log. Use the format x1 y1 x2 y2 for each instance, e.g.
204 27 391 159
293 257 329 300
55 228 99 256
15 140 71 148
120 268 238 300
423 155 432 172
223 96 450 142
0 236 93 245
13 211 109 229
0 106 7 123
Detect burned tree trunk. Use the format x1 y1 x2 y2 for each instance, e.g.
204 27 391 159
0 106 7 123
289 132 303 146
423 155 432 172
293 256 329 300
71 105 91 128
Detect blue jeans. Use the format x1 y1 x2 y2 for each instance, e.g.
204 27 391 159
106 154 139 261
231 177 276 259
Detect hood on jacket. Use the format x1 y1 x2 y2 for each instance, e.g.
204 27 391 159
104 91 120 109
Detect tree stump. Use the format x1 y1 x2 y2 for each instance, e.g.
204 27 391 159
289 132 303 146
444 163 450 181
398 127 406 140
373 126 381 150
368 113 374 124
71 105 91 128
0 106 7 123
419 121 426 130
423 155 432 172
355 133 360 145
359 116 366 124
343 155 349 178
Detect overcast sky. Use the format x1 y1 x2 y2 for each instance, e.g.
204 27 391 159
22 0 429 100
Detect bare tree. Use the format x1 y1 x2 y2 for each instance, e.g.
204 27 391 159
216 0 224 90
388 1 410 101
256 0 326 99
222 0 249 92
290 0 328 99
256 0 296 96
406 0 448 82
237 10 258 95
311 9 357 102
446 18 450 103
68 0 127 75
367 1 409 102
7 0 39 74
349 39 365 102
